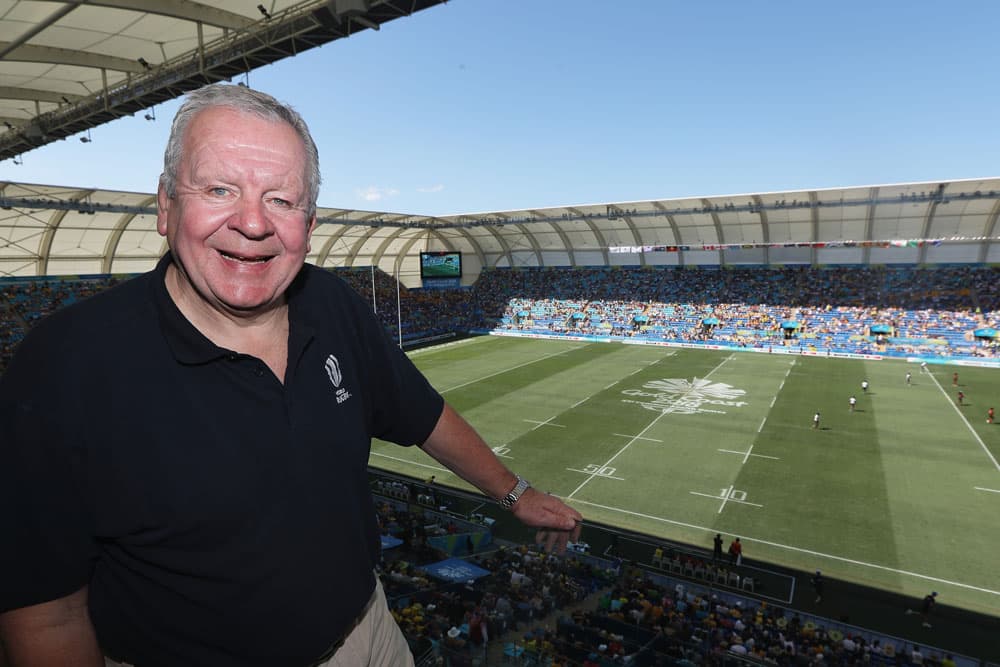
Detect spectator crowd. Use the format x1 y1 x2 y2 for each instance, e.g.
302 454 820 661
368 475 966 666
4 264 998 374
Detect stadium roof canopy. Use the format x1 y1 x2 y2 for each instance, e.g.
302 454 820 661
0 0 446 162
2 177 1000 284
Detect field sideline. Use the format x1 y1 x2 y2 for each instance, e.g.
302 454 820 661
370 336 1000 616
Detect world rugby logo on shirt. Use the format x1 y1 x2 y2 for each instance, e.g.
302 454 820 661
325 354 342 387
621 378 748 415
325 354 353 404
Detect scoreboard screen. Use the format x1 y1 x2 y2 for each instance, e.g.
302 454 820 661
420 251 462 279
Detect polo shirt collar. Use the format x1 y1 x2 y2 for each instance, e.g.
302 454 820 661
152 253 225 364
152 253 315 365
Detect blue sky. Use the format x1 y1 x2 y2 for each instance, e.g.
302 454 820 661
7 0 1000 216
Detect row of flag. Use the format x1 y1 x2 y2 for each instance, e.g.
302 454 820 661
608 239 943 254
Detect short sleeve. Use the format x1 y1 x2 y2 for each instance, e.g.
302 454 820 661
362 308 444 446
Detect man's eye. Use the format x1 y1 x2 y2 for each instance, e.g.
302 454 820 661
271 198 292 208
210 187 229 196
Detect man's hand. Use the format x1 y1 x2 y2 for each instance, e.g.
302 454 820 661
511 487 583 553
420 403 584 553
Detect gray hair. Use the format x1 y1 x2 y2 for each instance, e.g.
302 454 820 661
160 84 321 219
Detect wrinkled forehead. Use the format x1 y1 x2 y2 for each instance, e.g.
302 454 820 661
181 107 308 182
183 106 306 160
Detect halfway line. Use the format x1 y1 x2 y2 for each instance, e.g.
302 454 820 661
567 354 735 500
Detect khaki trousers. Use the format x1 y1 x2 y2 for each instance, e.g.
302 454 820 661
105 577 413 667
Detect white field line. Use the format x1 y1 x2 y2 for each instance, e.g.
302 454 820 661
925 368 1000 473
563 353 673 426
371 451 450 473
566 467 625 480
567 497 1000 598
690 488 764 512
566 354 735 500
974 486 1000 494
437 344 585 394
759 361 792 434
718 448 779 461
524 418 566 430
613 433 663 443
593 360 665 397
407 336 480 355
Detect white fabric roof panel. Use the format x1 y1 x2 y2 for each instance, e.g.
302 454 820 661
2 177 1000 283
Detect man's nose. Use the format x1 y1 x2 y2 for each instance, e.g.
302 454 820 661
230 197 273 237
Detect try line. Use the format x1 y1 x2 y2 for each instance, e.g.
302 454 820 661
925 368 1000 472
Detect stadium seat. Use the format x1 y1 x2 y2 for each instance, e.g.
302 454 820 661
742 576 755 593
715 567 728 585
651 547 663 567
503 642 525 663
683 561 695 577
669 556 682 574
728 570 741 587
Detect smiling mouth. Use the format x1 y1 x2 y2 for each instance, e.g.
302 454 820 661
219 250 272 264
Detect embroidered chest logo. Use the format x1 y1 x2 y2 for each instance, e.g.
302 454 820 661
324 354 353 404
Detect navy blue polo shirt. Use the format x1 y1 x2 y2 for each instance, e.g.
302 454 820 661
0 255 444 666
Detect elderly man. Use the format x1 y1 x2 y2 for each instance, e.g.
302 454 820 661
0 84 582 667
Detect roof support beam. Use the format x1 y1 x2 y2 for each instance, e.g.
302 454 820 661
702 198 727 265
979 199 1000 263
83 0 256 30
651 201 684 266
917 184 946 264
752 195 771 265
808 192 820 266
0 86 86 104
0 2 83 59
860 187 879 265
0 43 146 73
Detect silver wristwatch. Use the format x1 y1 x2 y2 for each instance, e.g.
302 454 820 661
499 475 530 510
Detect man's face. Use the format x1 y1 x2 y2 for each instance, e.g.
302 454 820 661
157 106 316 318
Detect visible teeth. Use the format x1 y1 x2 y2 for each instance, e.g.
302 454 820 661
221 251 267 263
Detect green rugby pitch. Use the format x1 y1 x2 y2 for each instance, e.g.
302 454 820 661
370 336 1000 617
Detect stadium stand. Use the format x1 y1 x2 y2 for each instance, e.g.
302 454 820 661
5 264 998 374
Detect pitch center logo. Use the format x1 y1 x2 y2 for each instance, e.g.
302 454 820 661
622 378 748 415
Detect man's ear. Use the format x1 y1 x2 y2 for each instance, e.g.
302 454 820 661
156 181 171 236
306 214 317 253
